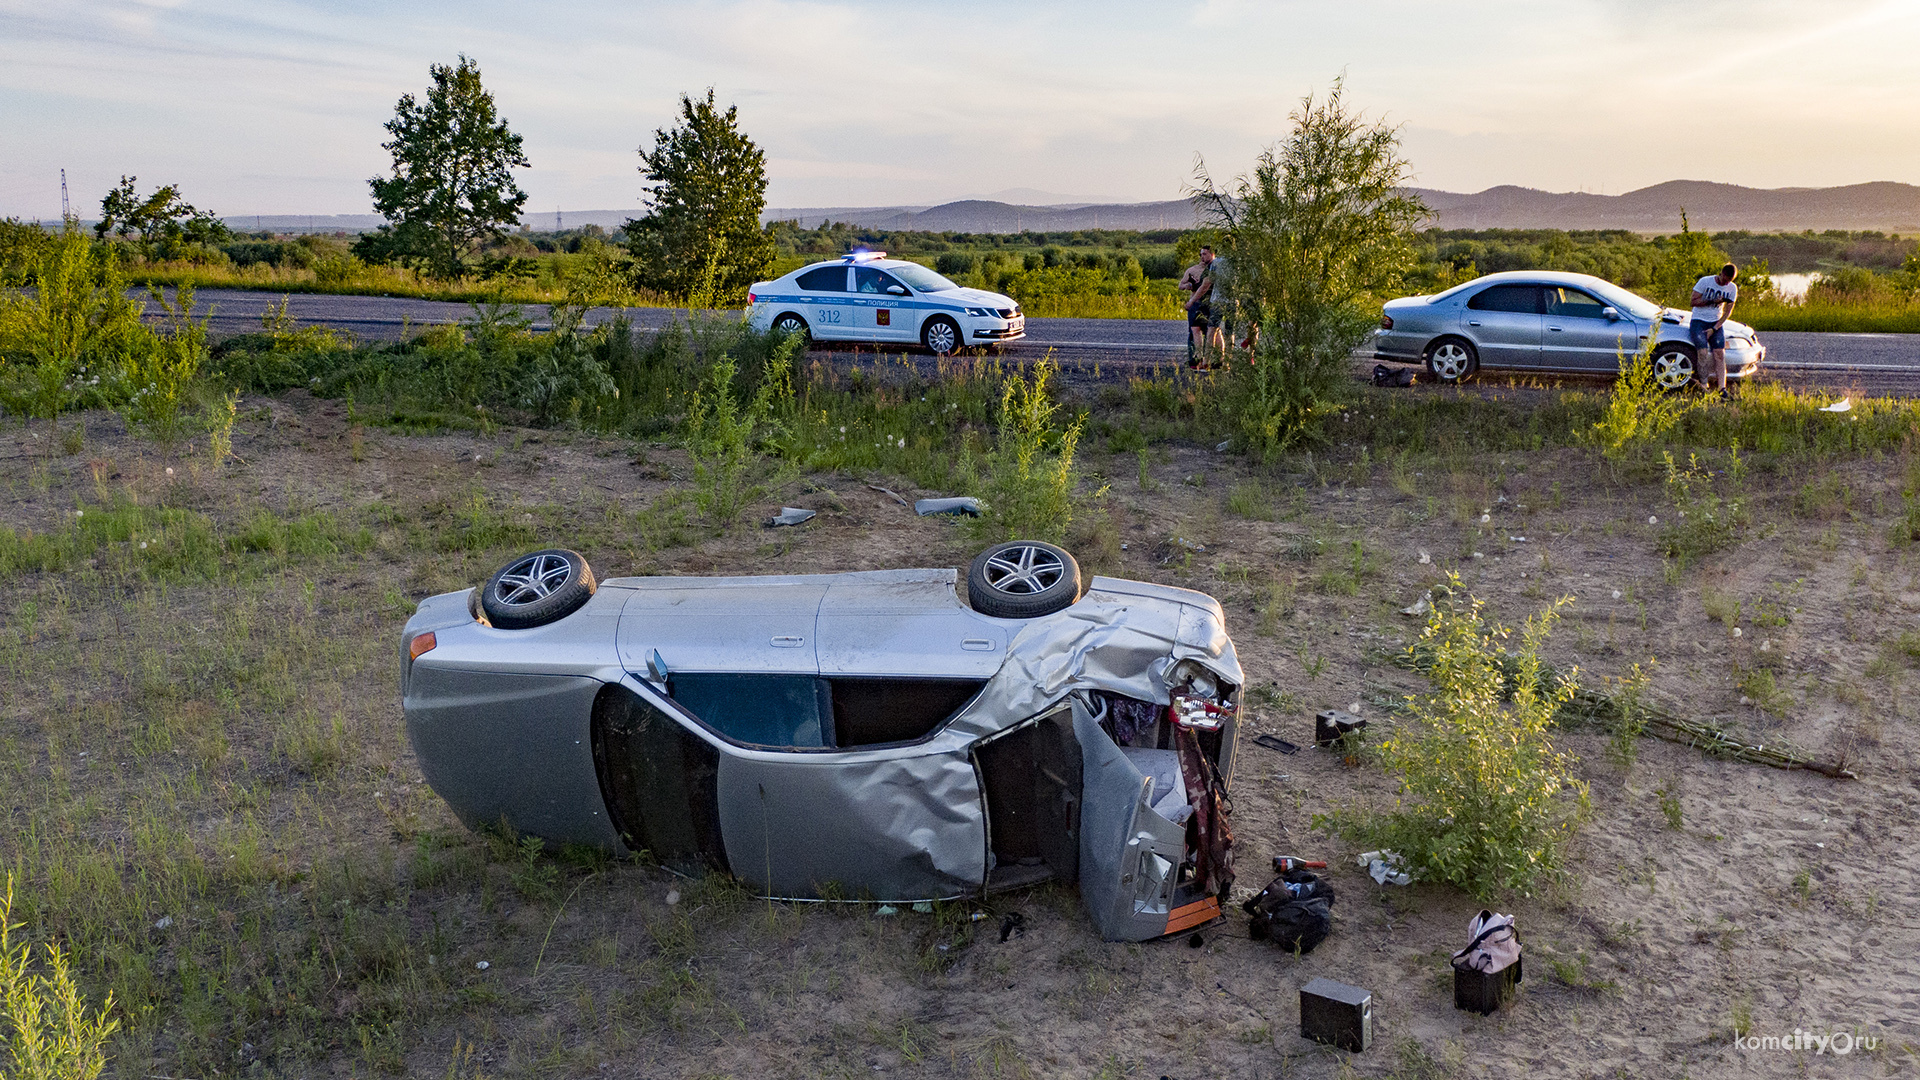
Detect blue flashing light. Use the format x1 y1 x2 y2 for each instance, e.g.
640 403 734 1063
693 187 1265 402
841 250 888 263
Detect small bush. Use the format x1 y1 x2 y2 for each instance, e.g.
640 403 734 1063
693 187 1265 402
974 357 1085 544
1320 576 1590 897
1 876 121 1080
1657 451 1747 565
1594 332 1691 459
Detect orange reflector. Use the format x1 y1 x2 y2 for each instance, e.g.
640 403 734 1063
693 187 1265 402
408 631 437 660
1165 895 1221 936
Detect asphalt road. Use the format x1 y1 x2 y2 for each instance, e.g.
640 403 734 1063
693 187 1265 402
180 288 1920 394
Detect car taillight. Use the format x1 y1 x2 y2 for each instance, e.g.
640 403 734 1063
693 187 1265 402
1379 314 1394 330
747 292 757 304
408 631 437 660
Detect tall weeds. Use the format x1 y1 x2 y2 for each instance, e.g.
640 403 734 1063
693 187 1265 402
1 877 120 1080
974 356 1084 544
1594 332 1691 459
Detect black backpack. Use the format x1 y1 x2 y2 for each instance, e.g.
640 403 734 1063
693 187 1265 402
1243 870 1335 954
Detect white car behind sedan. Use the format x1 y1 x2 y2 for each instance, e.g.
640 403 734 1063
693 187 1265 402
747 252 1025 354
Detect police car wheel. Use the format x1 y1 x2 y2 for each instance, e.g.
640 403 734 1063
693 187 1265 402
922 317 961 355
771 313 810 340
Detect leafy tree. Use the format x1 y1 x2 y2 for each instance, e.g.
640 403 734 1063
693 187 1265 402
1193 82 1427 456
1649 211 1728 308
94 177 230 257
625 90 775 303
359 56 529 279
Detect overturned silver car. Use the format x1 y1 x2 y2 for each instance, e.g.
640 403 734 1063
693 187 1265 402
401 541 1243 941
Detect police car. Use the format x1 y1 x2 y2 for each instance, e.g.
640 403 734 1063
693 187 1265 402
746 252 1025 354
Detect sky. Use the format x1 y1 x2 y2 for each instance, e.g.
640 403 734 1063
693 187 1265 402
4 0 1920 220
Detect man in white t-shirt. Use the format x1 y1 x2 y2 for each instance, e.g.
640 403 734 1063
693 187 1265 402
1689 263 1739 395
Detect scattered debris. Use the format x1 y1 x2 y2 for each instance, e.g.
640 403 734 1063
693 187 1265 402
1370 363 1417 388
1452 910 1522 1015
1315 709 1365 747
1417 549 1431 565
998 912 1026 942
766 507 816 527
911 901 934 914
1251 733 1300 755
475 960 490 971
914 496 981 517
875 905 900 917
867 484 911 508
153 916 173 930
1821 398 1852 413
1245 869 1334 953
1357 850 1411 886
1299 977 1373 1052
664 889 681 906
1215 440 1233 452
1399 595 1430 617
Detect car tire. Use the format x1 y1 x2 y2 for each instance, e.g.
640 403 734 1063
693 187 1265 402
922 316 962 356
770 313 810 341
1424 336 1478 383
480 548 596 629
966 540 1082 619
1651 343 1697 392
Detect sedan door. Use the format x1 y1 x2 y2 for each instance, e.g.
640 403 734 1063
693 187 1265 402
794 265 852 340
853 266 916 343
1542 286 1642 372
1462 284 1544 368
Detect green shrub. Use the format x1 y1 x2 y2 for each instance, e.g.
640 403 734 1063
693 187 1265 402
1593 332 1691 459
1657 451 1748 565
1 876 120 1080
973 357 1084 544
1320 577 1590 897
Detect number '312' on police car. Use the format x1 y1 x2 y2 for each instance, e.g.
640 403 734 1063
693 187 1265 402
747 252 1025 354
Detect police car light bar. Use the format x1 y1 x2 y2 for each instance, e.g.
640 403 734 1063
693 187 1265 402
841 250 887 263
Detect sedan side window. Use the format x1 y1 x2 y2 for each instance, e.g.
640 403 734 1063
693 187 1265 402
854 267 907 295
1466 285 1542 314
831 677 986 747
1546 288 1609 319
668 674 833 749
796 266 848 292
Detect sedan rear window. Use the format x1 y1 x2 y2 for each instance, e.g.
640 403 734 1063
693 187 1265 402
1467 285 1542 314
796 266 848 292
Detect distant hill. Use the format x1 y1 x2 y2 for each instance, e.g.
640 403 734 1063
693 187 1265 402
764 181 1920 235
196 181 1920 238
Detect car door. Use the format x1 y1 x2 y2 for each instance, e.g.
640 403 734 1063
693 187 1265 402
1542 286 1641 371
853 266 915 343
795 265 852 339
1462 284 1543 369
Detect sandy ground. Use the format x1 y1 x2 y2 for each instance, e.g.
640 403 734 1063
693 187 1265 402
3 391 1917 1079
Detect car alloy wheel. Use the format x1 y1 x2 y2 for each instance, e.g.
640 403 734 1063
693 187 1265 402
966 540 1083 619
1651 346 1696 392
923 317 960 355
771 313 809 340
1425 338 1476 382
480 548 597 629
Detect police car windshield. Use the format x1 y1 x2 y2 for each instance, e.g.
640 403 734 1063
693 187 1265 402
886 264 958 294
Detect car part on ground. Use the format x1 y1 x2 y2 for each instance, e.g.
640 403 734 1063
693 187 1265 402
914 496 982 517
966 540 1082 619
480 548 596 629
402 546 1244 942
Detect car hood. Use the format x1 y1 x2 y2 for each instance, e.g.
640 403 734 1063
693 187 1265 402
1655 308 1757 337
930 287 1018 309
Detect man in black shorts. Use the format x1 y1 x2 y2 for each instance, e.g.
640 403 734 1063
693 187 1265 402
1184 245 1216 369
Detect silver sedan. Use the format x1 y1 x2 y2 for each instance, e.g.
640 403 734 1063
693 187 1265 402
1374 270 1765 388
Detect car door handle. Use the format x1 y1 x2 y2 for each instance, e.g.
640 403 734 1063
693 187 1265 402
1466 320 1481 327
1547 326 1564 332
770 635 805 648
961 638 996 651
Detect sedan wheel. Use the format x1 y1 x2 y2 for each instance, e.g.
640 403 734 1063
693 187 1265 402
1424 338 1477 383
1651 345 1696 392
480 548 597 629
771 313 810 341
966 540 1083 619
923 317 961 355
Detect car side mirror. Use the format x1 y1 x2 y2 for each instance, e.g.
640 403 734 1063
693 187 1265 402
1603 306 1622 320
886 284 908 296
646 649 669 686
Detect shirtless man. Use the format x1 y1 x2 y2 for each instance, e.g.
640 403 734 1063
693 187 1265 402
1689 263 1739 395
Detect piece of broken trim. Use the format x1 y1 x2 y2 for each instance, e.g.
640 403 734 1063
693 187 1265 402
867 484 912 508
766 507 817 527
914 496 981 517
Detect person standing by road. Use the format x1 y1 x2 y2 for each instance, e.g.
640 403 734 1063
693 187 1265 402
1181 246 1215 368
1175 251 1205 365
1200 249 1233 364
1690 263 1739 396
